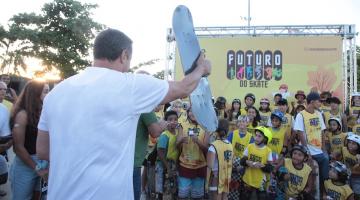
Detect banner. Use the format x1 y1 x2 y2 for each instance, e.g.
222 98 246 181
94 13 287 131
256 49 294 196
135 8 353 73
175 36 343 105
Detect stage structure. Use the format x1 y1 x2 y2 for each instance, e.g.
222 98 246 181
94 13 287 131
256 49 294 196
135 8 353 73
165 25 357 107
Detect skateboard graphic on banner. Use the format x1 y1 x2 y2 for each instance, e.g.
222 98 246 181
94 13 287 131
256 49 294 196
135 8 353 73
172 5 218 132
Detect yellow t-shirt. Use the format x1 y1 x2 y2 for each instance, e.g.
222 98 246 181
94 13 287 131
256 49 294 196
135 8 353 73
178 112 188 125
300 110 323 148
324 180 353 200
1 100 12 113
281 113 293 133
240 108 247 116
242 143 272 190
326 132 347 154
353 124 360 136
210 140 233 193
349 106 360 118
269 104 278 112
342 147 358 170
268 127 287 156
259 111 271 127
179 122 207 169
284 158 312 199
247 124 257 136
231 129 253 158
320 105 331 113
162 130 179 161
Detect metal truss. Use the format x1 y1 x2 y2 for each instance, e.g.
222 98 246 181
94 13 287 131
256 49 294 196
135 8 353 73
165 25 357 106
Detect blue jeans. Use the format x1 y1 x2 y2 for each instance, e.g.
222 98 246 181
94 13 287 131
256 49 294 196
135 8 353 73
10 155 40 200
133 167 142 200
312 152 329 183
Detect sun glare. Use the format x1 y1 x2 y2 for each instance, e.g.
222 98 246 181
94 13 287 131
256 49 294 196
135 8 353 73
20 58 61 81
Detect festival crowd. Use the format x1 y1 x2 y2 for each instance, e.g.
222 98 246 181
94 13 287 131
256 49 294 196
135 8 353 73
0 28 359 200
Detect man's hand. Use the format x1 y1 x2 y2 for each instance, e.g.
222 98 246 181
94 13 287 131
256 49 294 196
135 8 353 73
253 162 264 169
0 140 13 152
158 119 168 131
196 52 211 77
37 168 49 181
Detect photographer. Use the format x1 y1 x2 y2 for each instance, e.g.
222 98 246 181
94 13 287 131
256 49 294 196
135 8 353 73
176 108 210 199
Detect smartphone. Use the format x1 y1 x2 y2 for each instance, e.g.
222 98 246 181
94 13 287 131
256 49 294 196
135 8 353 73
188 129 194 136
175 123 181 129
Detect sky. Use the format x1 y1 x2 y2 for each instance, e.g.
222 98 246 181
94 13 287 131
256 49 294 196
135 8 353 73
0 0 359 76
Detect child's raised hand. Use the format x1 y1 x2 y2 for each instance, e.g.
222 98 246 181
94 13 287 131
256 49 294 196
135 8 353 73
249 162 264 168
254 162 264 168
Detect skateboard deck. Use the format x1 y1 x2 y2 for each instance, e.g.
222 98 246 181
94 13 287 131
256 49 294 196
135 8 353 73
172 5 218 132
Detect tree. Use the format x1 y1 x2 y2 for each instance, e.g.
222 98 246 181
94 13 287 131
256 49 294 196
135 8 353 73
153 70 164 79
7 0 104 78
357 45 359 91
0 25 32 74
128 58 160 73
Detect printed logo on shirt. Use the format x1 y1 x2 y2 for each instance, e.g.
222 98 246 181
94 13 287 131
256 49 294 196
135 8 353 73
235 143 245 153
327 189 342 200
270 138 280 146
289 173 303 186
249 154 262 163
261 115 269 122
332 138 343 146
352 109 360 115
224 150 232 162
309 118 319 126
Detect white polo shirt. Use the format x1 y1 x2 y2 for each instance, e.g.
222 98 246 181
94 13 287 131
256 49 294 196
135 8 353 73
38 67 169 200
0 104 10 136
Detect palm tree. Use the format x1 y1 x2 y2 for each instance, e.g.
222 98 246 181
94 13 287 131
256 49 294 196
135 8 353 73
0 26 32 74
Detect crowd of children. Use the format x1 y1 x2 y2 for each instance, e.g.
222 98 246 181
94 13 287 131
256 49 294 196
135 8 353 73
140 91 360 200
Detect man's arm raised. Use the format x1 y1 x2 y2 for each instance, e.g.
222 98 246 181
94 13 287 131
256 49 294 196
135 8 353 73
161 53 211 104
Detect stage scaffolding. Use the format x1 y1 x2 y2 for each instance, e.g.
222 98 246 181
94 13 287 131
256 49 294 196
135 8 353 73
165 25 357 106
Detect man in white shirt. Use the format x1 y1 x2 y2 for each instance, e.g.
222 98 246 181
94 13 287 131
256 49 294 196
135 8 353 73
36 28 211 200
293 92 328 198
0 84 12 197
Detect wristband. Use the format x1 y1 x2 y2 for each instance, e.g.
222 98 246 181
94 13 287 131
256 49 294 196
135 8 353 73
35 160 49 172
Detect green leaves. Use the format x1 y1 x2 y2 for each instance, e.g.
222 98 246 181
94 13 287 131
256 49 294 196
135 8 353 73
0 0 104 78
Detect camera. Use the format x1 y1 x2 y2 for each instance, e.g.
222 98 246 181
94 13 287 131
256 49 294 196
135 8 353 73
188 129 194 136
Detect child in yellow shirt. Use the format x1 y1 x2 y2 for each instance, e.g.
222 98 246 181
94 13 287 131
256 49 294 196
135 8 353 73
275 145 314 200
325 117 347 155
325 161 354 200
240 126 273 199
206 119 233 200
227 115 254 199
